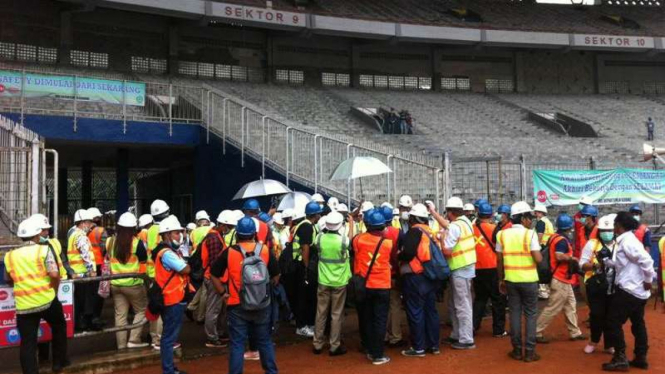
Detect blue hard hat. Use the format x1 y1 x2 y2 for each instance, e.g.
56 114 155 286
478 202 493 216
363 208 377 223
497 204 511 215
366 210 386 227
236 217 257 236
380 206 393 223
305 201 323 216
556 213 574 230
242 199 260 211
580 205 599 217
474 198 489 208
258 212 272 223
629 204 642 213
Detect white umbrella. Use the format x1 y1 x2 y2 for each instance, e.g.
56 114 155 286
330 156 392 197
233 179 292 200
277 192 312 213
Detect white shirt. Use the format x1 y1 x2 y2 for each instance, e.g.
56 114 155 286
494 224 540 253
606 231 656 300
580 239 616 267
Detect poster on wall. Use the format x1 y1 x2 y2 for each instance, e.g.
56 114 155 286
533 168 665 206
0 70 145 106
0 281 74 347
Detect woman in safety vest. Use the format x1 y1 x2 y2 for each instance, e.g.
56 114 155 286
108 212 149 350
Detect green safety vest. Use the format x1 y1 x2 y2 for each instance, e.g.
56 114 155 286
292 220 317 260
191 226 212 254
224 228 236 248
448 216 477 271
146 224 160 278
540 216 555 245
316 232 351 287
497 228 539 283
109 237 143 287
5 244 56 311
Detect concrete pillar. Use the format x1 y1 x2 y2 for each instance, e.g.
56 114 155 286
116 149 129 216
82 160 92 208
59 12 72 65
168 24 179 75
58 167 68 216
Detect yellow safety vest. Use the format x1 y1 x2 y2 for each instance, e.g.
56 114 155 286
447 216 477 271
498 227 539 283
224 228 236 247
391 218 401 230
540 216 555 245
659 237 665 302
5 244 57 311
145 224 160 278
292 220 317 260
67 229 93 275
190 226 212 254
109 237 143 287
48 238 67 279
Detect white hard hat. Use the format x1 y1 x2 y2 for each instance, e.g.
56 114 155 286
463 203 475 212
381 202 394 210
579 196 594 206
74 209 93 223
272 212 284 225
325 211 344 231
186 222 196 231
409 203 429 219
361 201 374 213
217 210 237 226
392 208 400 216
151 199 170 216
138 214 153 228
328 197 339 211
29 213 51 229
17 217 42 238
292 208 306 220
534 203 548 214
336 203 349 213
117 212 138 228
398 195 413 208
510 201 533 217
159 215 183 234
598 214 617 230
195 210 210 222
311 193 325 203
87 207 103 219
445 197 464 210
317 216 327 232
232 210 245 222
281 208 295 220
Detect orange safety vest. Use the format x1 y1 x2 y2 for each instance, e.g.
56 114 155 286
226 242 270 307
88 226 106 266
257 220 269 244
634 224 648 244
155 246 188 306
577 225 598 258
383 226 400 277
474 221 497 270
352 232 392 289
549 233 574 285
400 223 434 275
201 228 226 279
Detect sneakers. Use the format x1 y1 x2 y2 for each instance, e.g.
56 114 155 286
451 342 476 350
508 348 523 361
153 342 181 351
127 342 149 349
206 340 227 348
401 348 426 357
296 326 314 338
524 350 541 363
584 344 596 354
604 348 616 355
244 351 260 361
372 356 391 365
493 331 508 338
329 346 347 356
426 347 441 355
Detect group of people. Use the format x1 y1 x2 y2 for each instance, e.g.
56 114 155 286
3 192 661 374
382 108 414 134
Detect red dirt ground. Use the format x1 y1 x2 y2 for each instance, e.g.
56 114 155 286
113 304 664 374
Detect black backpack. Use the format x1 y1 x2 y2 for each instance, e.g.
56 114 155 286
187 241 205 290
537 234 562 284
148 248 178 315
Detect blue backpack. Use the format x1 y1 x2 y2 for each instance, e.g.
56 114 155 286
416 228 451 281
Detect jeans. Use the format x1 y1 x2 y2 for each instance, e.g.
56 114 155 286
16 299 68 374
204 279 226 341
356 288 390 358
448 276 474 344
160 303 185 374
506 282 539 352
472 269 506 335
402 274 439 351
605 288 648 356
227 307 278 374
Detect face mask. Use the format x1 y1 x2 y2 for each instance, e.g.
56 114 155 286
400 212 409 221
578 204 584 211
494 214 501 223
600 232 614 243
634 215 641 222
579 217 587 225
171 233 184 247
39 236 49 244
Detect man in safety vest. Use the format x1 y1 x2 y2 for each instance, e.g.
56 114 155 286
138 214 154 248
536 214 586 343
146 199 171 349
209 217 279 374
471 203 507 337
439 197 477 350
534 204 554 300
496 201 542 363
153 215 191 374
242 199 271 245
399 203 440 357
396 195 413 234
190 210 212 251
87 207 108 329
629 205 652 254
67 209 97 332
5 216 69 374
492 204 513 243
312 211 351 356
574 196 594 256
463 203 476 222
30 213 71 280
352 209 393 365
381 206 405 348
200 210 230 348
